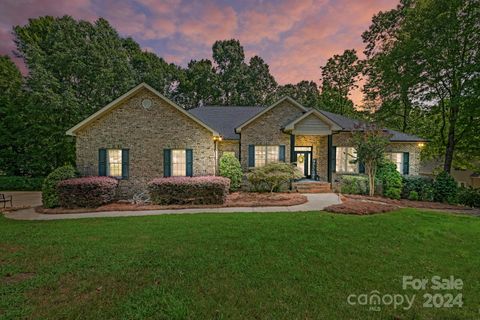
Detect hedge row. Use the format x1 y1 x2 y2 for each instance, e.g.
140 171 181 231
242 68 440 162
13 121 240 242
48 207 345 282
148 176 230 205
57 177 118 208
0 176 45 191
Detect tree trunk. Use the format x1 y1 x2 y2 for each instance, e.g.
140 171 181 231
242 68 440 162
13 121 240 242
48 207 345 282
443 102 459 173
368 164 375 196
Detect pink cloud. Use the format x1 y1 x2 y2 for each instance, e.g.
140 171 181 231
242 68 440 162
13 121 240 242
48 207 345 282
177 2 237 43
238 0 319 44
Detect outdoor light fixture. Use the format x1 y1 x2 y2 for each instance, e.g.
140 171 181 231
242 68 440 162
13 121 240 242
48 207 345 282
418 142 425 148
213 136 223 141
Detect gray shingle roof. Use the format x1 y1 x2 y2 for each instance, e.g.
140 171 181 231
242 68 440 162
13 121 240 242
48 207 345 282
188 106 265 139
188 105 426 142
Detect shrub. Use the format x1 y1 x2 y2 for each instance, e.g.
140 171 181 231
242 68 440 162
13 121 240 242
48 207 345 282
433 171 458 204
338 175 369 195
246 163 303 193
402 176 434 201
148 176 230 205
57 177 118 208
408 191 419 201
457 187 480 208
0 176 44 191
376 161 402 199
42 165 77 208
219 153 242 191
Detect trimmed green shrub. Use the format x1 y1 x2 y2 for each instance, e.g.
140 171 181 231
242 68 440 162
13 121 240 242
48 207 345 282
457 187 480 208
219 153 243 191
408 191 419 201
402 176 434 201
433 171 458 204
148 176 230 205
42 165 77 208
376 161 402 199
246 163 303 193
57 177 118 208
0 176 44 191
338 175 369 195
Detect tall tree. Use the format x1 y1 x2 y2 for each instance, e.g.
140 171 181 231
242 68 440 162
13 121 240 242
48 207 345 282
176 59 221 109
362 1 420 132
276 81 320 108
319 49 362 116
212 39 250 105
13 16 137 175
123 37 180 97
0 56 24 175
391 0 480 173
246 56 277 105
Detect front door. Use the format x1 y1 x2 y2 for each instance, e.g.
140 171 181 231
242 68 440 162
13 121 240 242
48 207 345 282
294 147 312 178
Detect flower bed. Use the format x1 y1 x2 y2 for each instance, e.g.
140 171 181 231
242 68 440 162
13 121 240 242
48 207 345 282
148 176 230 205
36 192 308 214
57 176 118 208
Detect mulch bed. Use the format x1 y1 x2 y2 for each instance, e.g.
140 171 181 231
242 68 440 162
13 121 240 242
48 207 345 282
324 194 478 215
36 192 308 214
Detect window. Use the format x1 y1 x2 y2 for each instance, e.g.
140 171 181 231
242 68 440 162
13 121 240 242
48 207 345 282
386 153 403 174
336 147 357 173
172 149 186 176
255 145 279 167
107 149 122 177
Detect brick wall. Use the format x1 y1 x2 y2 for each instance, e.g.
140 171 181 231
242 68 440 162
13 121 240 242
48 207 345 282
239 100 303 170
75 88 215 197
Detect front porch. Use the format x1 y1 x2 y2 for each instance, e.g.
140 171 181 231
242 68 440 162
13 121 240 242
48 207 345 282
284 109 341 184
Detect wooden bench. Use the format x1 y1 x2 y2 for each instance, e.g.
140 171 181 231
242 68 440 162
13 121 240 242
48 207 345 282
0 194 13 208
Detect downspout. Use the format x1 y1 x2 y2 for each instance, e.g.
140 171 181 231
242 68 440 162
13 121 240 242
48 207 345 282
214 138 218 176
327 134 333 183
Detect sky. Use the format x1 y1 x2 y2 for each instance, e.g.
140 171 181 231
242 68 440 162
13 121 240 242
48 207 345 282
0 0 398 105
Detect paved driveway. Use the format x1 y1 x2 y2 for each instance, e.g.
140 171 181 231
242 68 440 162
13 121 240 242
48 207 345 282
0 191 42 208
4 193 342 221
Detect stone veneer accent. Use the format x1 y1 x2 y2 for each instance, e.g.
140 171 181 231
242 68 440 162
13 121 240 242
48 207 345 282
294 135 328 180
75 88 215 197
239 100 304 170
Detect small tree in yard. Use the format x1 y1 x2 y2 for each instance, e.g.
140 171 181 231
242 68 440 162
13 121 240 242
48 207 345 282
352 125 390 196
247 163 303 193
219 153 243 191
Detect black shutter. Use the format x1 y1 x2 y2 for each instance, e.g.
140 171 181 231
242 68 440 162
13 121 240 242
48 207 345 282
163 149 171 177
279 145 286 162
98 149 107 176
248 145 255 167
121 149 129 179
359 162 365 174
403 152 410 175
186 149 193 177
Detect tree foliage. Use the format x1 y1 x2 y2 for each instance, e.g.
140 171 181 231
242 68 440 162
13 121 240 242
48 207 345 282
351 125 390 196
362 0 480 173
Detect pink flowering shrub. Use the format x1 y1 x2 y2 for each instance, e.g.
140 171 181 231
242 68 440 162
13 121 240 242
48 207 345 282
57 176 118 208
148 176 230 205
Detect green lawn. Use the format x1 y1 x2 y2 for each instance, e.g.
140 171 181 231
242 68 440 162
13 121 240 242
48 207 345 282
1 209 479 319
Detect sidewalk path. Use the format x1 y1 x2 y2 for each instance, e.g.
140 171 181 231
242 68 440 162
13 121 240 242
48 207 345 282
4 194 341 221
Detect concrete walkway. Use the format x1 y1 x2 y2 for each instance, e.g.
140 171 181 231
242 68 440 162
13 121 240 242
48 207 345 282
4 193 341 221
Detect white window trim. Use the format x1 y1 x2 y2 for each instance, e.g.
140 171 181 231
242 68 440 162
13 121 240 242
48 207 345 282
254 145 280 168
336 147 358 173
171 149 187 177
107 149 122 178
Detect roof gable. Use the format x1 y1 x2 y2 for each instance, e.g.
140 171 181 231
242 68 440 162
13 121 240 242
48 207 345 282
66 83 219 136
284 109 342 134
235 96 308 133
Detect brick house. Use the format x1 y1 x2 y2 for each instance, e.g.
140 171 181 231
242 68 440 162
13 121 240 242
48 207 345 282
67 83 426 195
